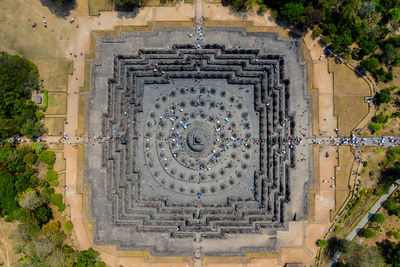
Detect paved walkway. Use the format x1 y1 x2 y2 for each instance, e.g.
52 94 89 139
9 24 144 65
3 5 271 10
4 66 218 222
329 181 400 267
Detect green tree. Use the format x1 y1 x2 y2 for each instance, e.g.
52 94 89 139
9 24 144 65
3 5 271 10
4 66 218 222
23 152 37 165
0 52 42 139
373 213 386 224
373 113 390 124
115 0 140 10
342 240 384 266
34 205 53 225
361 57 380 72
391 8 400 20
278 2 304 24
383 197 397 211
18 188 43 210
369 122 383 133
318 239 328 247
375 89 391 105
360 39 377 55
49 193 65 212
360 228 375 238
74 248 101 267
38 150 56 165
378 240 400 266
50 0 73 5
64 220 73 231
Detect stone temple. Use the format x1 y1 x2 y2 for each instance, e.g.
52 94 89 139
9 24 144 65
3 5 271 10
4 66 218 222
86 28 312 256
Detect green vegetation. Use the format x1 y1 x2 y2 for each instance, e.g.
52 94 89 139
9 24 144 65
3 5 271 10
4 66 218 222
50 0 73 5
374 147 400 195
325 238 384 266
64 220 73 231
0 51 102 266
361 57 380 73
375 89 392 105
373 213 386 224
318 239 328 248
0 52 43 139
378 240 400 266
50 193 65 212
75 248 105 267
278 2 304 24
248 0 400 81
115 0 140 10
38 150 56 166
46 169 59 186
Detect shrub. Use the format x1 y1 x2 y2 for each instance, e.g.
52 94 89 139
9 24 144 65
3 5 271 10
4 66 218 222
46 169 58 182
369 171 375 176
278 2 304 24
373 213 386 224
361 57 380 72
64 220 73 231
369 122 383 133
312 26 323 38
375 89 391 105
38 150 55 165
363 161 368 167
258 4 267 14
373 113 391 124
23 152 37 165
50 193 65 212
318 239 328 247
394 231 400 239
320 35 332 46
360 228 375 238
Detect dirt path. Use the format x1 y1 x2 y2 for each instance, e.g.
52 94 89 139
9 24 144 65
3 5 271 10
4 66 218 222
0 222 10 267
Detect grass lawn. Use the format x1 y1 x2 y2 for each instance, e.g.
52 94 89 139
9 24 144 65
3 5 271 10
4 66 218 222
329 60 371 136
89 0 113 16
334 95 369 136
46 93 67 115
44 117 65 135
330 146 353 219
37 59 73 92
77 94 86 136
54 152 66 172
0 0 72 60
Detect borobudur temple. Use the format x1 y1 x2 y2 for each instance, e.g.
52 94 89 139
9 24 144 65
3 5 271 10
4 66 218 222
86 28 313 256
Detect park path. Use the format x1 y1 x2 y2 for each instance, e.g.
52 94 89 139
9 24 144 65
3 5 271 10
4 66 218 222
328 181 400 267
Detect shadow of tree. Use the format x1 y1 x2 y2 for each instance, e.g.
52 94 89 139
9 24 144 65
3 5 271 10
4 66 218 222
38 0 76 18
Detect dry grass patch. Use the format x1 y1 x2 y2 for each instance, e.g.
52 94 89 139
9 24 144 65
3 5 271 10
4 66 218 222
46 93 67 115
335 146 354 188
89 0 113 16
330 61 371 96
0 219 21 266
334 95 369 136
37 59 72 92
0 0 72 59
329 60 371 135
48 142 64 150
76 94 86 136
54 152 66 172
330 147 353 219
44 117 65 135
359 147 388 189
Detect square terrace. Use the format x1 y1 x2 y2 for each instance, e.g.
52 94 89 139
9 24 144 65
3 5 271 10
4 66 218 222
86 28 312 256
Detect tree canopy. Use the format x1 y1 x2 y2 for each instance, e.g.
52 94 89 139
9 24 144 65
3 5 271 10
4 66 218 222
278 2 304 24
0 52 43 139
